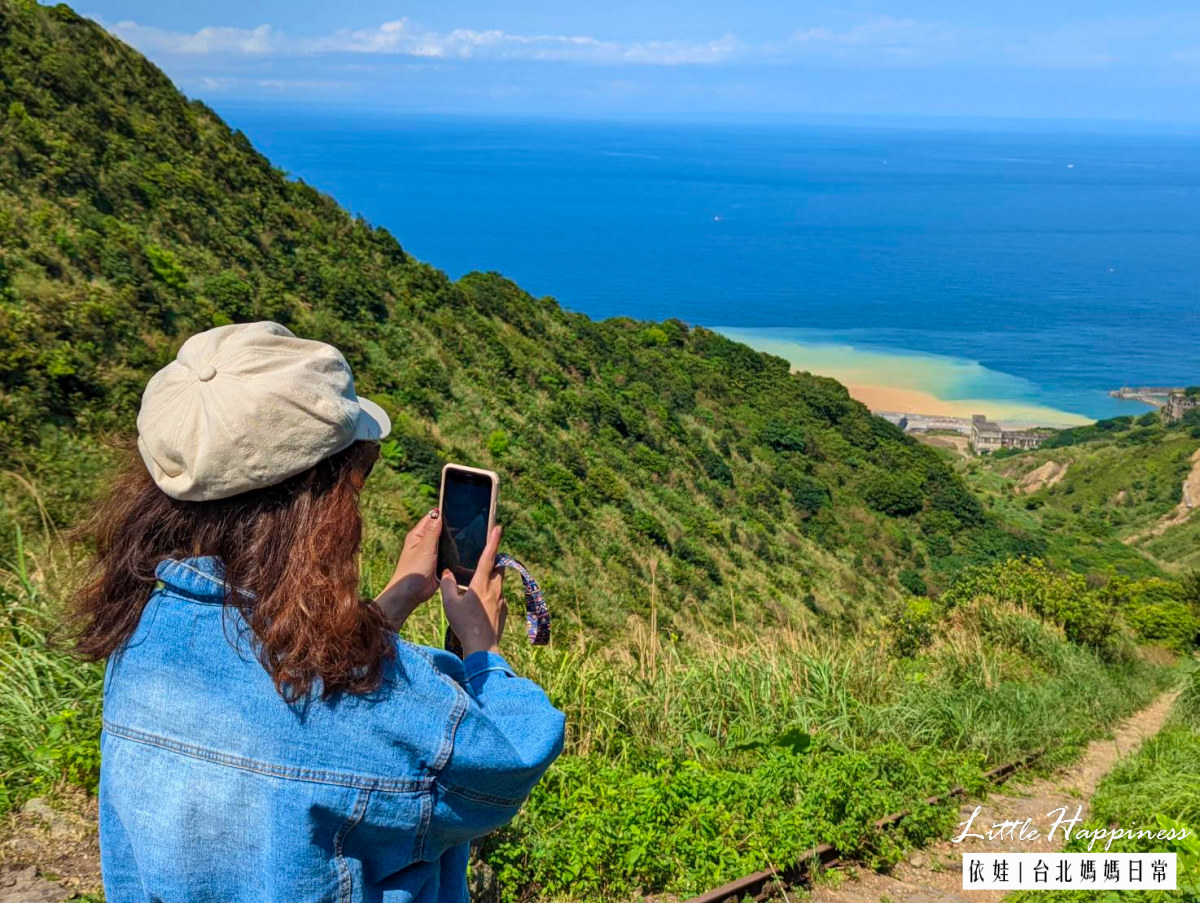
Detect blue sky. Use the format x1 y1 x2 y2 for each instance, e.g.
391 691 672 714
81 1 1200 123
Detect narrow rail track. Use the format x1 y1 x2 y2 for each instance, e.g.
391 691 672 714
680 748 1045 903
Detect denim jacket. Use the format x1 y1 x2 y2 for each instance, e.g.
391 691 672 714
99 557 565 902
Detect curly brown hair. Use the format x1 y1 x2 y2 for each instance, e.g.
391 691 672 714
71 440 393 701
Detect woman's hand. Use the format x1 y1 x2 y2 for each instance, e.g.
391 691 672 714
440 525 507 657
375 508 441 630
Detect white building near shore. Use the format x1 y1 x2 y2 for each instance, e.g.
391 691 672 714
970 414 1047 454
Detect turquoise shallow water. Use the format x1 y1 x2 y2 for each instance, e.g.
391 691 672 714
221 109 1200 421
714 328 1093 425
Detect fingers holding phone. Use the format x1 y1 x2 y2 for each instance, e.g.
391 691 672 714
375 507 442 629
440 524 507 657
436 464 498 588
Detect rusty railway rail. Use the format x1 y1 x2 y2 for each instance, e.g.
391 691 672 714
679 747 1045 903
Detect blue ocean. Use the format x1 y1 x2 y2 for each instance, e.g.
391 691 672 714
222 110 1200 421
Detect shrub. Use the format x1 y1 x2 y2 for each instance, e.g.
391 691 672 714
926 533 953 558
486 429 509 456
899 567 928 597
789 476 831 516
697 445 733 486
1118 577 1199 650
584 465 623 505
759 421 806 453
629 510 670 549
942 559 1126 657
886 595 935 656
1124 600 1199 650
202 272 254 320
674 537 721 585
864 472 924 517
144 243 188 290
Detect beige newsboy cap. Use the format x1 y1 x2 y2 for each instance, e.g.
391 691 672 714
137 322 391 501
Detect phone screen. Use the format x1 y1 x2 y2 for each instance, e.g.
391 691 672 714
437 468 494 586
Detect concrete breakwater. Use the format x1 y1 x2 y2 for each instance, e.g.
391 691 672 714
1109 386 1184 407
874 411 1078 435
875 410 1073 455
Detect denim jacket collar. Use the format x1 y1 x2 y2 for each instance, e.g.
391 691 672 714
155 556 227 603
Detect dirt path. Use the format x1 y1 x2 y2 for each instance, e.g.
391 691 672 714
1125 448 1200 545
1014 460 1068 495
808 689 1180 903
0 693 1180 902
0 789 99 902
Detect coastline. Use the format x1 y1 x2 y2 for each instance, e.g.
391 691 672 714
716 327 1094 428
845 384 1087 427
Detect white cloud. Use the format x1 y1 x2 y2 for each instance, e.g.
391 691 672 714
256 78 354 91
109 21 279 54
787 15 1149 68
792 16 957 58
183 75 354 94
314 20 610 60
618 35 741 65
103 13 1198 73
103 17 739 66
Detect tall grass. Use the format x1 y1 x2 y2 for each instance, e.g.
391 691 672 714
474 603 1169 900
0 498 104 811
1009 664 1200 902
0 509 1177 899
419 600 1161 769
1085 663 1200 828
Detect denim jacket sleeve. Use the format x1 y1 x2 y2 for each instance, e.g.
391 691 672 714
427 650 565 852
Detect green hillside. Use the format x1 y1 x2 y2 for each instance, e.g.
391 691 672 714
3 4 1199 900
0 0 1043 632
964 413 1200 575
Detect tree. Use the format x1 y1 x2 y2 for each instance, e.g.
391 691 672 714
863 472 924 517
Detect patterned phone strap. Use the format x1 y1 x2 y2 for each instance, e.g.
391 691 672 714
444 552 551 659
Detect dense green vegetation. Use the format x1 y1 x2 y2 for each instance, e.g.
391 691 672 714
0 529 1174 898
2 2 1199 900
943 559 1200 656
479 600 1168 899
1042 410 1200 450
0 0 1050 636
1010 664 1200 903
0 530 102 812
964 412 1200 575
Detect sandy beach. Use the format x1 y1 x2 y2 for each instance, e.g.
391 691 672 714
846 384 976 416
844 384 1088 425
715 327 1094 427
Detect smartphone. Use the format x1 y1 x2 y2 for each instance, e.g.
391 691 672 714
436 463 499 590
